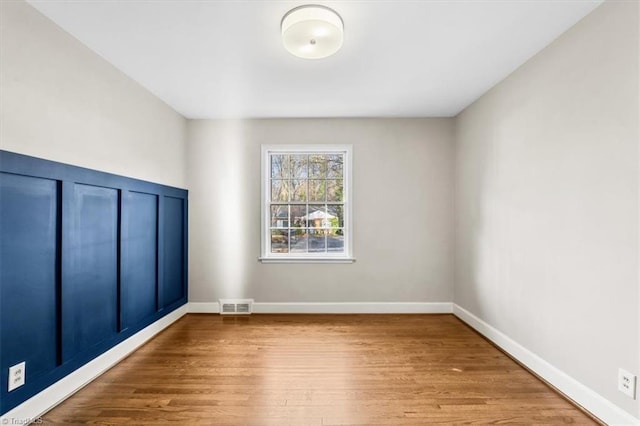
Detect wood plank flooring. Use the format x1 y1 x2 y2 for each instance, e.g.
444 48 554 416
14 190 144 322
42 314 598 425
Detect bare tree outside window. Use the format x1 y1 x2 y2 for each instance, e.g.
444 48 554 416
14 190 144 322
268 152 345 255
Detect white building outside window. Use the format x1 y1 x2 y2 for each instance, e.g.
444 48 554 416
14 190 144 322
260 145 354 263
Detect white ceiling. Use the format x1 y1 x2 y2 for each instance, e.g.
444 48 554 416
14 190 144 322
27 0 604 119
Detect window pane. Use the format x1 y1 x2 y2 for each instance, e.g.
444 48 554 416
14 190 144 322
291 179 307 202
327 154 343 178
290 229 308 253
290 205 307 228
271 154 290 179
309 155 326 178
263 147 350 260
271 179 290 202
308 180 326 201
308 229 326 253
326 179 343 202
327 231 344 253
270 205 289 228
327 204 344 228
271 230 289 253
291 155 308 179
306 206 327 229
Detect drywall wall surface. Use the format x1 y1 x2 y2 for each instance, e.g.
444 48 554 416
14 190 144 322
187 118 454 304
455 0 639 418
0 0 187 188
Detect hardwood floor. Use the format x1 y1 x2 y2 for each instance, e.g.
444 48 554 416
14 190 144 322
42 314 598 425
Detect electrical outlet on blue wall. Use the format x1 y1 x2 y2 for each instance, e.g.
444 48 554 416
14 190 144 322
0 150 189 416
8 362 25 392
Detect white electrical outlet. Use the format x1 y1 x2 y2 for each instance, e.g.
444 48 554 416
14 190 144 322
8 361 25 392
618 368 637 399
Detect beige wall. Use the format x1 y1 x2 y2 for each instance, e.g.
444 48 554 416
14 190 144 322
187 118 454 303
455 0 639 418
0 0 187 188
3 0 639 420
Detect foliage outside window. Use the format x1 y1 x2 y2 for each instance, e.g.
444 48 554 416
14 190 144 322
261 145 353 263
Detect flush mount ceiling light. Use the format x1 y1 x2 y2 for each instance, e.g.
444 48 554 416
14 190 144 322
281 5 344 59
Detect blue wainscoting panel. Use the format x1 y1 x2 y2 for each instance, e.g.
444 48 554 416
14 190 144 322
121 191 158 329
0 150 188 415
0 173 60 388
162 196 185 308
62 184 119 361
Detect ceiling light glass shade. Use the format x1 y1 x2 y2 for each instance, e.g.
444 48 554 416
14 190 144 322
281 5 343 59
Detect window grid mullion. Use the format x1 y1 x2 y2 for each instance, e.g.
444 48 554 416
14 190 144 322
266 149 347 257
287 204 291 253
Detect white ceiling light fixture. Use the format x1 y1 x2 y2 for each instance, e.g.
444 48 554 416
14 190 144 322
281 5 344 59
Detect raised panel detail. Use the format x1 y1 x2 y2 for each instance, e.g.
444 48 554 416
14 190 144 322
0 173 59 381
162 196 184 307
62 184 118 361
121 192 158 329
0 150 187 416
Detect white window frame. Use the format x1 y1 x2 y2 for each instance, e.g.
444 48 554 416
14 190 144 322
260 144 354 263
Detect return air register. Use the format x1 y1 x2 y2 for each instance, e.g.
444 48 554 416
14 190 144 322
219 299 253 315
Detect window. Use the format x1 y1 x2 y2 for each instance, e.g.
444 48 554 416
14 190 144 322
260 145 353 263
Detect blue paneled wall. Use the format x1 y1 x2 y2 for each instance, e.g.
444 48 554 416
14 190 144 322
0 151 188 415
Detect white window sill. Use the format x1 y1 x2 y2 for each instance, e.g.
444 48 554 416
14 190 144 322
259 257 356 264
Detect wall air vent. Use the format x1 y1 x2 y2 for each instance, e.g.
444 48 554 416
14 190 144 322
219 299 253 315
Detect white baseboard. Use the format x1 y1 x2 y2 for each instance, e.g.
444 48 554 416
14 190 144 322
189 302 220 313
453 304 640 426
8 302 634 426
188 301 453 314
0 305 188 425
253 302 452 314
